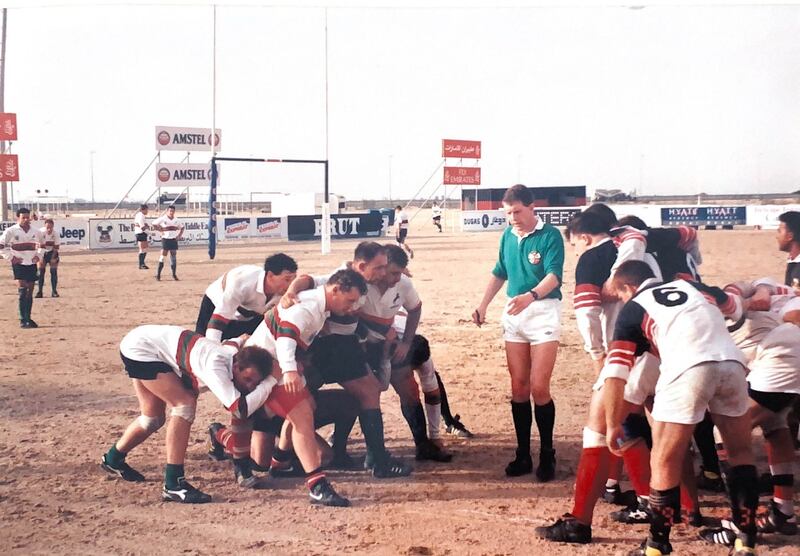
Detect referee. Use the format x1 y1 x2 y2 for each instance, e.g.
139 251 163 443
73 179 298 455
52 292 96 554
473 184 565 482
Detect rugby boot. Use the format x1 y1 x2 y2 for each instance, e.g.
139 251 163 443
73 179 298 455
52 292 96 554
699 520 738 547
696 466 726 493
603 483 639 506
628 537 672 556
51 290 59 298
172 274 179 281
233 458 269 489
101 454 145 482
536 448 556 482
533 514 592 544
25 319 38 328
35 291 43 298
162 478 211 504
610 497 652 524
686 509 705 527
415 439 453 462
309 478 350 507
207 422 230 461
445 414 474 438
372 456 413 479
505 450 533 477
756 500 798 535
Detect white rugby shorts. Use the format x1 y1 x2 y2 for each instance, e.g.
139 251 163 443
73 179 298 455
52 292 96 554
594 352 660 406
651 360 749 425
502 298 562 345
747 323 800 395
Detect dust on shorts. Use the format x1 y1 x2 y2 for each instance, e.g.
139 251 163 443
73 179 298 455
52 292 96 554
651 359 749 425
12 263 37 282
595 352 660 406
501 298 562 344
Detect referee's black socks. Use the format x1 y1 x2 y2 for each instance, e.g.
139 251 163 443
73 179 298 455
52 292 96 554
511 400 532 457
534 400 556 452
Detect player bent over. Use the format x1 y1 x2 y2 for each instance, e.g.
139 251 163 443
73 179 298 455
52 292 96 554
0 207 44 328
601 261 758 556
196 253 298 342
473 184 564 481
36 218 60 298
240 269 367 506
101 325 278 504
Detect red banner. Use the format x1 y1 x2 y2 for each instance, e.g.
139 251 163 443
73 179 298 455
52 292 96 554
444 166 480 185
0 113 17 141
442 139 481 159
0 154 19 181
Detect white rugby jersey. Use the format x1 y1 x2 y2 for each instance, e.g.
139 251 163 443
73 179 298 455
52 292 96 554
152 214 184 239
360 274 421 343
748 323 800 394
133 211 148 234
397 211 409 230
0 223 44 266
728 309 783 363
38 227 60 253
248 287 328 373
432 205 442 218
312 263 365 336
120 325 276 418
724 279 799 318
603 278 745 386
204 265 280 342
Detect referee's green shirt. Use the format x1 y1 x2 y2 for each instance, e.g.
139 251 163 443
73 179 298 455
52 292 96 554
491 219 565 299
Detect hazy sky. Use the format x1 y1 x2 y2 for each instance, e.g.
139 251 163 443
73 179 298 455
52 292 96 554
6 0 800 203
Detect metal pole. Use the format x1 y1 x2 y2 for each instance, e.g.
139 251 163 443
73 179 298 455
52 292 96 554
208 4 217 259
90 150 95 204
0 9 8 221
320 8 331 255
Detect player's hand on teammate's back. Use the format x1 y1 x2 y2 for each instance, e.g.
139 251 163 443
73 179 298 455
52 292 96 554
748 286 772 311
506 293 533 316
280 291 299 309
601 279 619 302
283 370 302 394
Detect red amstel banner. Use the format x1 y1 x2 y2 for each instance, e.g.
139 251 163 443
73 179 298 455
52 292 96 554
443 166 480 185
0 113 17 141
442 139 481 159
0 154 20 181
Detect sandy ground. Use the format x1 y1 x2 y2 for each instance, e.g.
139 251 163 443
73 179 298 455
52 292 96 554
1 210 798 555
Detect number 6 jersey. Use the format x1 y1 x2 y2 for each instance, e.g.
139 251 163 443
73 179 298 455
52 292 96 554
604 278 745 386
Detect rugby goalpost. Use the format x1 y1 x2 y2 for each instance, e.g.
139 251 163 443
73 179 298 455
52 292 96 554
208 156 331 259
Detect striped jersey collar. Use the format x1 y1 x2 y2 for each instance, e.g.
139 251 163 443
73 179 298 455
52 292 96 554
788 252 800 263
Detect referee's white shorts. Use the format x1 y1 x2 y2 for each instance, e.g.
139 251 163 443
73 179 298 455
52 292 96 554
594 352 660 406
502 298 562 345
651 360 749 425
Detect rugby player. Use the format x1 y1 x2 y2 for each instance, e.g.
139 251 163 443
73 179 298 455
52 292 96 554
0 207 44 328
196 253 298 342
395 205 414 259
601 261 757 556
101 325 277 504
35 218 60 298
134 204 150 270
151 205 184 281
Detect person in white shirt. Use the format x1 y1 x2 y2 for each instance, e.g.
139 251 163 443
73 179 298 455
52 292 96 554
0 207 45 328
133 204 150 270
36 218 60 298
602 261 758 556
101 325 277 504
242 268 367 506
394 205 414 259
431 202 443 232
151 205 185 281
196 254 298 342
